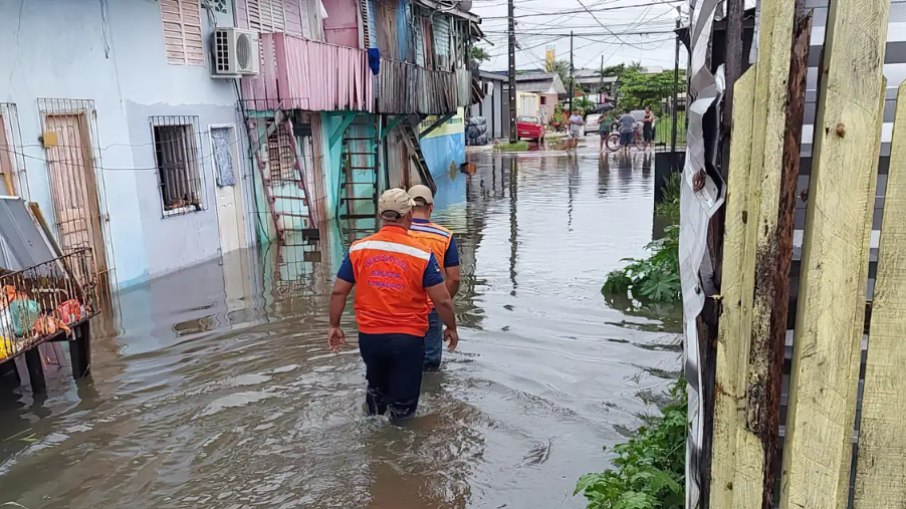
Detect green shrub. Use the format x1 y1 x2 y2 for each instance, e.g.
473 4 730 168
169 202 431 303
602 226 680 302
654 171 680 221
575 380 687 509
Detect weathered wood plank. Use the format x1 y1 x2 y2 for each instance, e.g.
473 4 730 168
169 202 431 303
747 12 811 507
854 81 906 508
779 0 890 506
710 65 758 509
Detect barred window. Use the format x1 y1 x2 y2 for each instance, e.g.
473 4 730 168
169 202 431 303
150 116 206 217
267 120 296 182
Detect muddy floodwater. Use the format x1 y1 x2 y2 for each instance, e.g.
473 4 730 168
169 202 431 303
0 146 681 508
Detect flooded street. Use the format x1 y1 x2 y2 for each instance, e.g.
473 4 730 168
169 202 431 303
0 145 681 508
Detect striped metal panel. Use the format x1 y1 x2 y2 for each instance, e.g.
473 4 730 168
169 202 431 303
792 2 905 267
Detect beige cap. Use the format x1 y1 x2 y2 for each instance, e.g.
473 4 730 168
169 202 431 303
408 184 434 205
378 188 415 217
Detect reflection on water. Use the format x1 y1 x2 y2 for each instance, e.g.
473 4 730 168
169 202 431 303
0 147 680 508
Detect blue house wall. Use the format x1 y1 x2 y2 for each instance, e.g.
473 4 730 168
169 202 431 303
418 111 466 208
0 0 252 289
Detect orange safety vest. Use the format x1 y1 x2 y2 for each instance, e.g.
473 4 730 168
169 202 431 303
409 220 453 269
349 226 435 337
409 219 453 309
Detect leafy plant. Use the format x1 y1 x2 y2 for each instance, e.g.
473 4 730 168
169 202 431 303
545 59 572 87
654 171 681 221
603 226 680 303
575 380 687 509
470 46 491 65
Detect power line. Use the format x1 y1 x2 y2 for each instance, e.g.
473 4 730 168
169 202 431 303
480 0 683 20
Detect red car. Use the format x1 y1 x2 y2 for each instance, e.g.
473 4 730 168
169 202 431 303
516 116 545 142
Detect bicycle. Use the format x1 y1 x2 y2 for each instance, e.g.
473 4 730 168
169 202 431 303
604 123 646 152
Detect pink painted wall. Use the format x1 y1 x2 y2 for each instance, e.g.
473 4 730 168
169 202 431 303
235 0 304 37
241 34 373 112
322 0 360 48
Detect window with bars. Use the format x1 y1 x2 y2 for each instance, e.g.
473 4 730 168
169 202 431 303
158 0 205 66
267 120 296 182
246 0 286 33
150 116 206 217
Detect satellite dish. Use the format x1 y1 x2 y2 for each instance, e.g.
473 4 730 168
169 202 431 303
458 0 472 11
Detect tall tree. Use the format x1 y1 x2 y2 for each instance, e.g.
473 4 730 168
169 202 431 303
617 68 684 112
599 61 643 79
470 46 491 65
544 59 571 86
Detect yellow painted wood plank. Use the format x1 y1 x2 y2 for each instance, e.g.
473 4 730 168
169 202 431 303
779 0 890 506
854 81 906 508
710 65 759 509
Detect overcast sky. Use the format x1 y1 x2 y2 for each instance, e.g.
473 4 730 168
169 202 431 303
468 0 689 73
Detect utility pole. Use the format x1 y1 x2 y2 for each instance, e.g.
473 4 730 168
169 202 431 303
670 7 681 161
568 30 574 114
599 54 604 104
507 0 517 143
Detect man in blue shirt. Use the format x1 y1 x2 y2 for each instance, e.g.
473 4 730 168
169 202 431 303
407 185 461 371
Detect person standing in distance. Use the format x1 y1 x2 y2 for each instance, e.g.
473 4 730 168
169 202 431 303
327 189 459 421
407 184 461 371
567 110 585 150
619 108 636 156
642 106 656 151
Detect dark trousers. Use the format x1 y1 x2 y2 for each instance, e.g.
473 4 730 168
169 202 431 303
358 332 425 420
423 309 443 370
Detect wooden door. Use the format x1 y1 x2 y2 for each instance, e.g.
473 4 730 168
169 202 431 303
210 126 248 254
44 114 108 276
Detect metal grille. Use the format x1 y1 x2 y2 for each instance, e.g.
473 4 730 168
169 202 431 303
0 248 99 362
267 119 295 181
214 29 231 73
150 115 207 217
0 103 28 199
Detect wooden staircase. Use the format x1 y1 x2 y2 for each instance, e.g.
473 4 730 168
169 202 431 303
400 117 437 193
337 114 380 245
250 112 319 246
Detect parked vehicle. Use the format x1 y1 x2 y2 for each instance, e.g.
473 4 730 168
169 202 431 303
516 116 545 142
584 114 603 136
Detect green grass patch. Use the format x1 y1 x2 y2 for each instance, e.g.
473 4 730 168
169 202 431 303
575 379 687 509
496 141 530 152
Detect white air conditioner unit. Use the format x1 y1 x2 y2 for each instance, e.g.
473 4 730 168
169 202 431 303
212 27 259 78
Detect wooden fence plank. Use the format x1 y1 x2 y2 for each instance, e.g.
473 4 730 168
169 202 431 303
779 0 890 506
747 12 811 507
854 81 906 508
710 65 758 509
